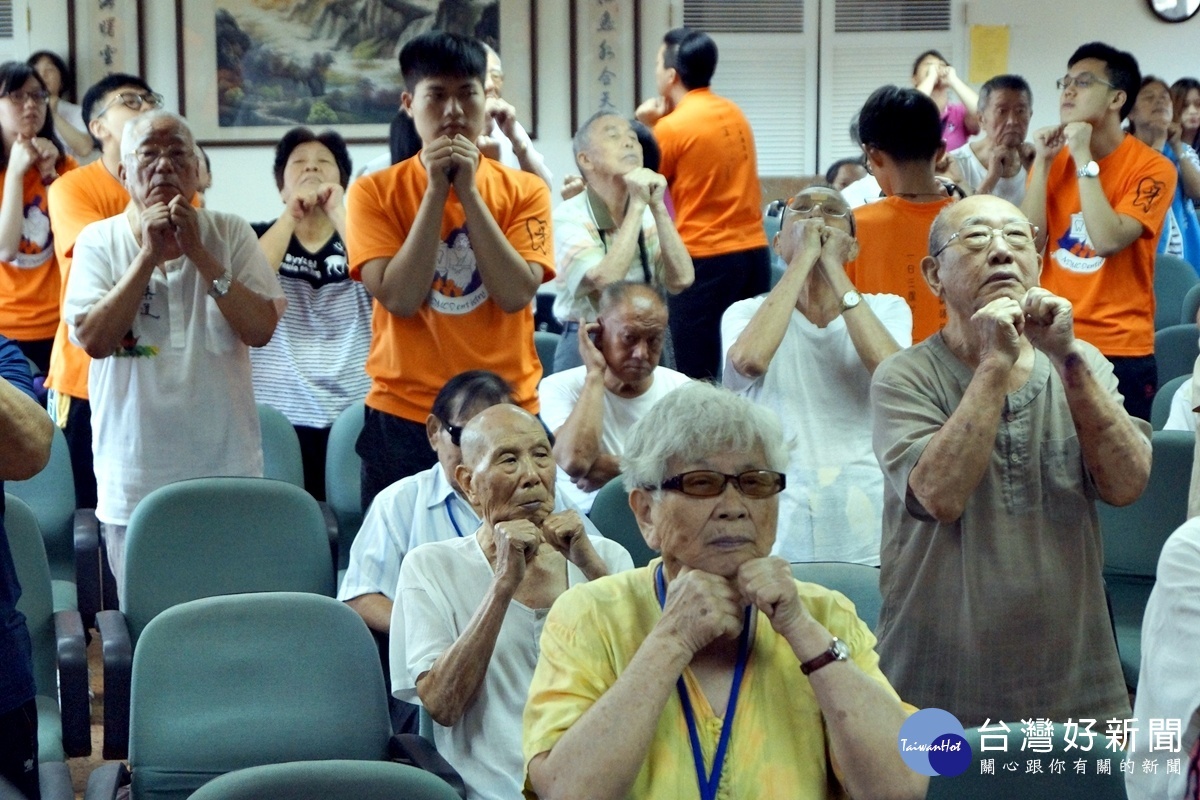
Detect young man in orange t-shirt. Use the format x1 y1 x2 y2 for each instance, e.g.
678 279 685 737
635 28 770 380
1023 42 1176 421
846 86 956 342
346 32 553 510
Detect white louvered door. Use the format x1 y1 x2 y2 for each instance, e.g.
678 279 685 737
0 0 29 64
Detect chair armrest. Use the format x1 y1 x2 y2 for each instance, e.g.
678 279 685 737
389 733 467 799
73 508 100 627
54 609 91 757
96 609 132 760
318 500 340 569
83 762 129 800
38 762 74 800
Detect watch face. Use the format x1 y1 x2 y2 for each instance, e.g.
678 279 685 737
832 638 851 660
841 291 862 309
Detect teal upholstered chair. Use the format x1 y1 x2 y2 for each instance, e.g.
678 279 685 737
186 760 461 800
6 492 90 782
1154 324 1200 387
1150 373 1190 431
97 477 336 759
1181 282 1200 326
258 403 305 487
535 330 561 378
789 561 883 633
325 402 365 570
87 592 461 800
1098 429 1193 691
1154 253 1200 330
587 478 656 568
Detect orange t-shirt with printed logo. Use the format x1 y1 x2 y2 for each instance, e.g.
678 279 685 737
0 157 78 340
346 155 554 424
847 195 955 343
653 88 768 258
1039 134 1176 357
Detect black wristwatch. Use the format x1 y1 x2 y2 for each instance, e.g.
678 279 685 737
800 637 850 675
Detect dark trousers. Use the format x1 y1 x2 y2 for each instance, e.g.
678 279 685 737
0 698 39 800
294 425 331 502
668 246 771 380
356 407 437 513
62 396 98 510
1109 354 1157 422
13 339 52 375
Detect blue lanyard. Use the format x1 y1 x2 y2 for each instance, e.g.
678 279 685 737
654 564 752 800
444 495 467 538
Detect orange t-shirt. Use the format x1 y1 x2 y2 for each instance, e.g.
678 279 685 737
0 157 78 340
847 196 954 342
45 159 130 399
653 88 768 258
1039 134 1177 357
346 155 554 424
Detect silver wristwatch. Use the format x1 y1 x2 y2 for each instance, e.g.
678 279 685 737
1076 160 1100 179
208 270 233 299
839 290 863 313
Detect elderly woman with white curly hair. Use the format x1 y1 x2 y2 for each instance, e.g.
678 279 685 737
522 380 926 800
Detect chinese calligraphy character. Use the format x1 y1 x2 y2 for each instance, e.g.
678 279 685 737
1025 760 1044 774
598 67 616 87
1063 718 1097 751
980 759 995 776
1048 759 1066 774
1106 718 1138 752
1021 718 1055 754
98 17 116 38
1120 759 1136 775
1168 759 1182 775
98 0 115 8
598 91 615 110
980 719 1011 752
99 44 116 67
1149 719 1183 752
598 40 615 61
1142 759 1159 774
1096 759 1112 775
1073 759 1087 774
598 11 615 31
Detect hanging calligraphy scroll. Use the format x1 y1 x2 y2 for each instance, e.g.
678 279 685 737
68 0 145 95
570 0 642 133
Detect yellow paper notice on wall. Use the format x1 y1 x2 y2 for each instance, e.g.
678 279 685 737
969 25 1010 84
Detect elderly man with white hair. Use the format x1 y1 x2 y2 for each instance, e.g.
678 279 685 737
63 110 284 602
524 381 925 800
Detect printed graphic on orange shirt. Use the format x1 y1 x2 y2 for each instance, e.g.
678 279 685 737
430 227 488 315
527 218 548 254
15 197 53 269
1133 177 1166 214
1052 212 1105 274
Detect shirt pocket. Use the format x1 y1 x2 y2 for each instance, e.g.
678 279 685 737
1039 435 1090 524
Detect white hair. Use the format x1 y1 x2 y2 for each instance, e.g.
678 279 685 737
119 110 194 161
621 382 789 491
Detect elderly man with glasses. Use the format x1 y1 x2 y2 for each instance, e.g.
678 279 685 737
1022 42 1176 421
870 193 1151 727
524 380 926 800
62 110 284 603
721 185 909 566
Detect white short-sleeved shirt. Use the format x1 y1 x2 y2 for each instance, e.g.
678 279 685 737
64 210 285 525
337 463 605 602
538 365 691 511
391 534 632 800
721 294 912 565
947 142 1028 205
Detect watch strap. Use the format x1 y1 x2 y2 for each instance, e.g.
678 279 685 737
800 637 848 675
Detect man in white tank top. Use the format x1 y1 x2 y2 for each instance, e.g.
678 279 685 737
944 74 1035 204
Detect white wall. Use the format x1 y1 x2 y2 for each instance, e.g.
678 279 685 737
24 0 1200 220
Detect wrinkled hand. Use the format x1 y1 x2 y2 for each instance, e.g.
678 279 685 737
635 95 672 126
579 321 608 375
560 174 586 201
1063 121 1093 163
168 196 204 259
659 567 745 656
494 518 541 588
988 146 1019 177
1022 287 1075 360
819 225 859 265
972 297 1024 370
541 510 599 571
475 134 501 162
573 470 609 494
776 215 824 268
486 97 519 140
737 557 810 641
140 202 180 266
624 167 666 205
1031 125 1066 162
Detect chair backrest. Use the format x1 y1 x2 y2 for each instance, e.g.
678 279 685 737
1182 282 1200 327
123 477 335 643
325 403 364 568
925 722 1129 799
186 760 461 800
1100 429 1193 579
7 426 77 582
130 593 391 800
1151 373 1191 431
6 493 56 697
1155 324 1200 387
789 561 882 633
535 331 561 378
587 479 656 568
258 404 305 488
1155 253 1200 330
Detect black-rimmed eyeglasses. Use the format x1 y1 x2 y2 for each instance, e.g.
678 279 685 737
651 470 786 498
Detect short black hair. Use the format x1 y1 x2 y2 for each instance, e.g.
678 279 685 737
825 157 864 185
631 120 660 173
1067 41 1140 120
662 28 717 90
431 370 514 426
912 49 947 77
81 72 153 148
389 111 422 164
858 85 943 163
0 62 59 170
978 74 1032 115
272 127 353 190
399 31 486 94
27 50 73 101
